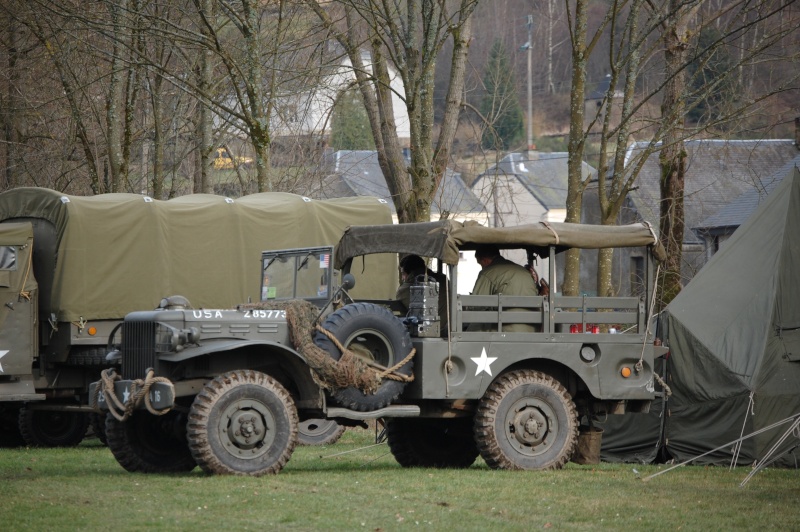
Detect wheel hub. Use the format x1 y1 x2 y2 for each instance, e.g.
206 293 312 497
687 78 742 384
219 400 276 459
230 411 264 445
505 398 556 456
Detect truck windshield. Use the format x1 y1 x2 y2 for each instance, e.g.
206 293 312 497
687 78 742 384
261 248 332 300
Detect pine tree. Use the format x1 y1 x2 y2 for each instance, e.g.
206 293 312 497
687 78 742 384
331 89 375 151
480 40 524 150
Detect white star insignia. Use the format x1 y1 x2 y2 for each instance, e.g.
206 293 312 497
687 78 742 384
471 348 497 376
0 350 7 373
122 387 131 403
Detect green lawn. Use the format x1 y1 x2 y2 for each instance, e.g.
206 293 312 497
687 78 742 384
0 428 797 531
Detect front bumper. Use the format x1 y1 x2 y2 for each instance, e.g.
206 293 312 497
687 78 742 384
89 379 175 411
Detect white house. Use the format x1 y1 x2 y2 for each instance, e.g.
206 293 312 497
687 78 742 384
270 50 410 147
471 152 596 289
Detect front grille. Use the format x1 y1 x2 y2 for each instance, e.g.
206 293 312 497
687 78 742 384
121 320 157 379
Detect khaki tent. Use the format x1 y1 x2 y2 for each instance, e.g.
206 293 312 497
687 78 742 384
0 188 395 322
601 167 800 466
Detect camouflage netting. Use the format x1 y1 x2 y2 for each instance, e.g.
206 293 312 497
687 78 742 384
238 300 383 395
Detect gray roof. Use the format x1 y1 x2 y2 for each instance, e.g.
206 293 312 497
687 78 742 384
624 139 799 244
695 155 800 231
316 150 485 215
477 152 595 210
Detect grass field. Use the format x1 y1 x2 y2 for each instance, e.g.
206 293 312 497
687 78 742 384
0 428 797 531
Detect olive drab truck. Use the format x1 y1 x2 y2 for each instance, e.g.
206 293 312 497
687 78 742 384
0 188 394 447
93 220 668 476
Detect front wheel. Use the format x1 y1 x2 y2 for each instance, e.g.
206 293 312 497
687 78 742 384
474 370 578 470
105 411 196 473
187 370 298 476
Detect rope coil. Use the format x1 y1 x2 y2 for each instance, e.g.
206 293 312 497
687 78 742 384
94 367 175 421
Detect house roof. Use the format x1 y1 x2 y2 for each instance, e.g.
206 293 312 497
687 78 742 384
624 139 799 244
695 155 800 231
477 152 594 211
316 150 485 215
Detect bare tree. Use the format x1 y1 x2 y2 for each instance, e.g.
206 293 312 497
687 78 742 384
563 0 799 300
306 1 478 223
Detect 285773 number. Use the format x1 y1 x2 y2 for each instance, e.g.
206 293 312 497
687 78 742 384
243 309 286 319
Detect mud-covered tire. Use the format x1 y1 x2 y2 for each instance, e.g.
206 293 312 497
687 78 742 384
0 405 25 447
313 302 413 412
298 419 346 446
105 411 196 473
187 370 298 476
475 370 578 470
387 417 479 468
89 412 109 445
18 407 88 447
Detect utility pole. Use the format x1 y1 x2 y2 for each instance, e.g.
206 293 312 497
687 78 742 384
526 15 534 154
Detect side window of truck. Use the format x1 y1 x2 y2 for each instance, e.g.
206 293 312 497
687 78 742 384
0 246 16 270
0 245 17 288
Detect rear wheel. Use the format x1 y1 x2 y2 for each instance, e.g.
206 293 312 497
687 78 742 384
105 411 196 473
187 370 297 476
18 407 88 447
475 370 578 470
298 419 346 446
0 405 25 447
387 417 479 468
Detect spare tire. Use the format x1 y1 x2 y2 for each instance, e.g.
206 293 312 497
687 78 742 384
313 302 413 412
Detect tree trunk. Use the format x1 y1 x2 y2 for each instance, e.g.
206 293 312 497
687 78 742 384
4 18 19 190
196 45 213 194
563 0 589 297
105 0 127 192
659 1 699 307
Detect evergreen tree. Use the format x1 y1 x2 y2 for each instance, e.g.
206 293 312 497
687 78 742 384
687 27 740 128
480 40 524 150
331 89 375 151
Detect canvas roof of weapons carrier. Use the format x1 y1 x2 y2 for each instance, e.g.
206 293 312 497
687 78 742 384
334 219 666 268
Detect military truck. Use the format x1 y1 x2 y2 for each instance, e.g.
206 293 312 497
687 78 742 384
93 219 668 475
0 188 394 447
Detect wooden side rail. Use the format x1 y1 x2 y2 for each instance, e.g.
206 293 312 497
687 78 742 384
458 294 545 330
455 294 644 333
552 296 643 332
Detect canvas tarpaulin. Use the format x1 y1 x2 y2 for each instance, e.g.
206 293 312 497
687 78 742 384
0 188 395 322
334 219 665 269
601 167 800 467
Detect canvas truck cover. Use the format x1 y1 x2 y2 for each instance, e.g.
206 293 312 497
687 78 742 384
0 188 394 322
334 219 666 269
0 223 37 377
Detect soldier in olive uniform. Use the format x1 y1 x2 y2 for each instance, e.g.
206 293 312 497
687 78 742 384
470 244 539 332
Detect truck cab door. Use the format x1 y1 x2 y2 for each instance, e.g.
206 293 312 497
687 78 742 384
0 222 38 383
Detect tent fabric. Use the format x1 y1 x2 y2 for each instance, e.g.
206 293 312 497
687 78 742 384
334 219 665 269
602 167 800 467
0 188 395 322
